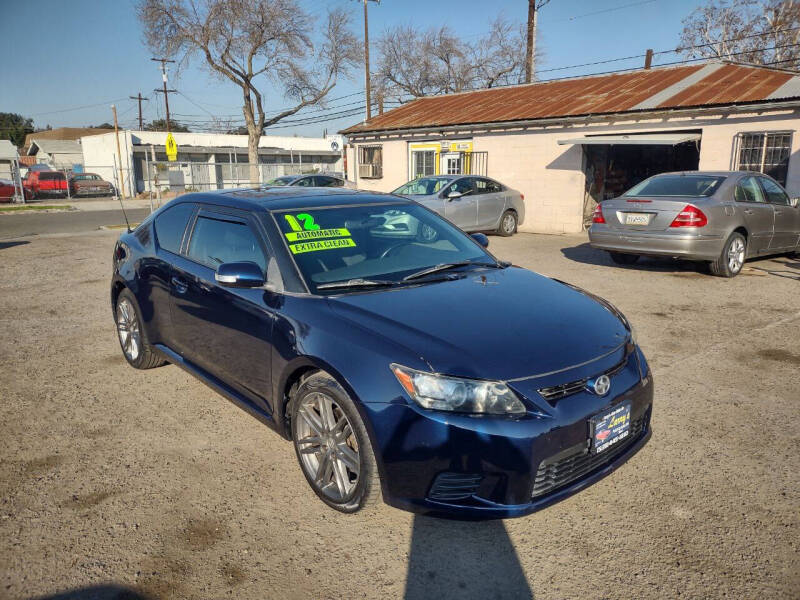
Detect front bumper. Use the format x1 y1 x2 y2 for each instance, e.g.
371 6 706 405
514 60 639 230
363 349 654 519
589 226 724 260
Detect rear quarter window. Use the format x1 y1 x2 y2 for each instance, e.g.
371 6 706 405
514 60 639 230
154 203 195 254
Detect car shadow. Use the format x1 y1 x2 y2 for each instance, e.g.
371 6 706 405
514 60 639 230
560 242 704 273
30 584 152 600
404 515 534 600
0 241 29 250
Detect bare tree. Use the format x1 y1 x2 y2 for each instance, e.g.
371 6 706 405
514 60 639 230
137 0 359 183
678 0 800 68
374 17 529 101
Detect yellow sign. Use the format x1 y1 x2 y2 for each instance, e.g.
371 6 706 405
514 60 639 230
285 228 351 242
165 133 178 162
289 238 356 254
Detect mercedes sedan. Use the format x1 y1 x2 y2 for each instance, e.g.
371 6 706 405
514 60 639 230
392 175 525 236
589 171 800 277
111 188 652 519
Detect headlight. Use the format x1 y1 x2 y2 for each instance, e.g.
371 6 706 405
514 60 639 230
390 364 526 415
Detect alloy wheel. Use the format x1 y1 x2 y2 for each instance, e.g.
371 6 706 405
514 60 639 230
295 392 360 502
116 298 141 361
502 213 516 234
727 237 745 273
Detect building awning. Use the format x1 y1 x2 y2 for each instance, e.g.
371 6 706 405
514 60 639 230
557 132 701 146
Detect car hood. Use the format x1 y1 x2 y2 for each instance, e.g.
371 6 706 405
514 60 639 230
327 267 629 381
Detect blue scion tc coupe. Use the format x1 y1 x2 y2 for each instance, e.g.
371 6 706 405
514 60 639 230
111 188 653 519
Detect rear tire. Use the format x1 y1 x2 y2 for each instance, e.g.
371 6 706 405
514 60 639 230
609 251 639 265
497 210 517 237
115 288 166 369
709 232 746 278
290 372 381 513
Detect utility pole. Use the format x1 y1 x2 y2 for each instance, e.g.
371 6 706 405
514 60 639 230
358 0 380 121
151 57 176 132
525 0 550 83
111 104 126 199
129 92 148 130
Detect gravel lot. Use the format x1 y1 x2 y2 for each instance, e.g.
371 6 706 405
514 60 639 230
1 230 798 599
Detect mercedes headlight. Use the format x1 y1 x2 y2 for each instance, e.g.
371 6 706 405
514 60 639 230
390 364 526 415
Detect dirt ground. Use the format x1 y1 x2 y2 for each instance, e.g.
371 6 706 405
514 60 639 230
0 230 798 600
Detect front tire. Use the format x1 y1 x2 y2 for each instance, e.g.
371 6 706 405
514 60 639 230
291 372 381 513
709 232 746 277
115 289 166 369
497 210 517 237
609 251 640 265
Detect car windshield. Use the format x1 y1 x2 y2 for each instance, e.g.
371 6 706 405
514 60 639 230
265 176 296 186
273 202 493 293
624 175 726 197
392 177 454 196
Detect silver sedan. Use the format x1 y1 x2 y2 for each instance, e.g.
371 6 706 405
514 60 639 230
392 175 525 236
588 171 800 277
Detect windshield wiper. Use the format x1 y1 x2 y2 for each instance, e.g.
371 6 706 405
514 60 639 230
403 260 505 281
316 278 399 290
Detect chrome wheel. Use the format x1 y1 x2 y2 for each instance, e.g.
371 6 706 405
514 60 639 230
116 298 141 361
295 392 360 502
502 213 516 234
727 237 745 273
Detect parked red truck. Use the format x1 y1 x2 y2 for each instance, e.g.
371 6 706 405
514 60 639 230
22 171 69 199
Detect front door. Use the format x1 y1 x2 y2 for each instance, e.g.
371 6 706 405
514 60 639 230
169 208 275 411
442 177 478 230
441 152 462 175
734 176 774 255
759 177 800 250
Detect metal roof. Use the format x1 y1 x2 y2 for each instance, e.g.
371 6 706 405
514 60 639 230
0 140 18 161
27 139 82 155
342 62 800 135
557 132 702 145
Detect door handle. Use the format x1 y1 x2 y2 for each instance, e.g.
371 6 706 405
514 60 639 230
171 276 188 294
743 209 754 215
774 210 782 215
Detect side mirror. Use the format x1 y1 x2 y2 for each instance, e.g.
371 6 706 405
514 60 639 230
471 232 489 248
791 197 799 208
447 191 463 200
214 261 266 288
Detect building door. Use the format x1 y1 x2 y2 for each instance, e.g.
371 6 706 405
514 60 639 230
442 152 462 175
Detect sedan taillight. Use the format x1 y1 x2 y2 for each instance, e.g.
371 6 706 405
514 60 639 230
592 204 606 224
669 205 708 228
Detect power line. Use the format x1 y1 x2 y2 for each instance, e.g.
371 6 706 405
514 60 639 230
552 0 657 22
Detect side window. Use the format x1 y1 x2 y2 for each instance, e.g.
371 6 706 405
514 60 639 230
485 179 502 193
473 178 488 194
187 216 266 272
759 177 790 205
315 176 337 187
295 177 314 187
734 177 766 203
445 178 475 196
154 203 194 254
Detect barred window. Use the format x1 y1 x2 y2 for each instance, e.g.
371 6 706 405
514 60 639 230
735 132 792 187
358 145 382 179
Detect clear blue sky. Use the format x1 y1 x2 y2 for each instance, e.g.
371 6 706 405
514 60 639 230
0 0 703 137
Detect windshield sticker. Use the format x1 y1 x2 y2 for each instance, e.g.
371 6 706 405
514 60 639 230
284 227 351 242
289 238 356 254
285 213 320 232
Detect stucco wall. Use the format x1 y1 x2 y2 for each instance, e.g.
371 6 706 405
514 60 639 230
345 108 800 234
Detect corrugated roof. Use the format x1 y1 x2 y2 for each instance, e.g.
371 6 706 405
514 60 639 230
342 62 799 134
23 127 113 149
27 139 82 155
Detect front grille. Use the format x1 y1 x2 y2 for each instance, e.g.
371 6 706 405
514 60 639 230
428 472 483 502
537 355 629 403
531 415 645 498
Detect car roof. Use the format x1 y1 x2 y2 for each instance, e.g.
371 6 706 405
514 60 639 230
650 170 763 178
168 187 409 212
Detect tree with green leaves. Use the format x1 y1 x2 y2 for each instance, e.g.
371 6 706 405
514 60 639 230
145 119 191 133
0 113 35 148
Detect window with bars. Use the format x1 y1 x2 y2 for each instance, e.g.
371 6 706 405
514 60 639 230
358 145 382 179
412 150 435 178
735 131 792 186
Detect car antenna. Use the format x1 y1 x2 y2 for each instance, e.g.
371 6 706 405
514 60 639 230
116 188 132 233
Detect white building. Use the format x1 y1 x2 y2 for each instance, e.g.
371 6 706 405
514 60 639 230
342 61 800 234
26 139 83 170
80 130 345 197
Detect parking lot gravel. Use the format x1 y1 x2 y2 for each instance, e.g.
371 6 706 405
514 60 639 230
1 230 798 599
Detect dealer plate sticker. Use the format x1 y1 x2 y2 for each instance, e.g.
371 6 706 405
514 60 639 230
591 401 631 454
625 212 650 225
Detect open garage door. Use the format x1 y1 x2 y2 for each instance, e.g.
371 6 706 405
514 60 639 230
559 131 702 229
